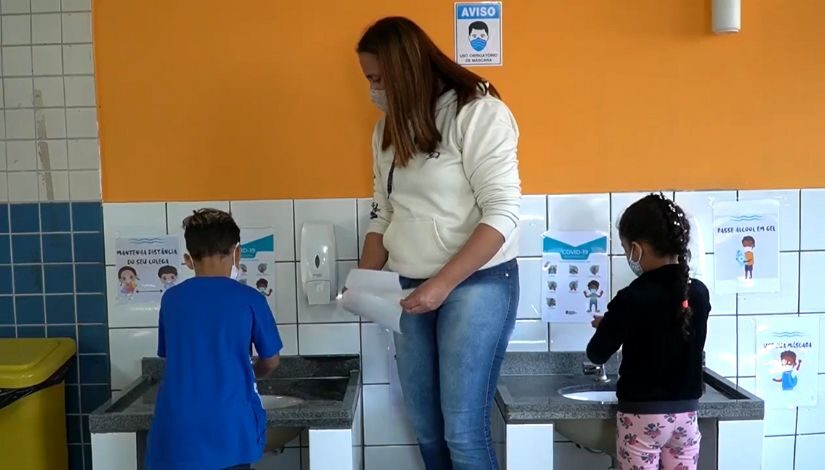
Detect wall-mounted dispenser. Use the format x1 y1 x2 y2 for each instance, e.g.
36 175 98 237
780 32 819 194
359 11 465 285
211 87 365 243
300 223 337 305
712 0 740 34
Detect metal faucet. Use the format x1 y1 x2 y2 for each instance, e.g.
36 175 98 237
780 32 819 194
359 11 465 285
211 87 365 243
583 362 609 384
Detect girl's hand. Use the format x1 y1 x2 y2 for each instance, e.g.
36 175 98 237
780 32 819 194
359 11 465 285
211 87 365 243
591 315 603 328
400 278 453 314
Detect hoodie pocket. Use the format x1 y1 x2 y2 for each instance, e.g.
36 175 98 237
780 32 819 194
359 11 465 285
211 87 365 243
384 218 451 274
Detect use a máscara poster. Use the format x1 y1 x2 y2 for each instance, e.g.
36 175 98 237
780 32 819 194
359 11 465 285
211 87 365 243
713 200 780 294
541 231 609 323
754 317 819 408
115 236 182 304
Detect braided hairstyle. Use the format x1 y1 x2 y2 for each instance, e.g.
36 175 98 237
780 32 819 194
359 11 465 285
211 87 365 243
618 193 693 338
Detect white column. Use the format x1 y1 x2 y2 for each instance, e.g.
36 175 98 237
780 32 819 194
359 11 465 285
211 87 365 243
505 423 554 470
91 433 138 470
309 428 355 470
717 420 764 470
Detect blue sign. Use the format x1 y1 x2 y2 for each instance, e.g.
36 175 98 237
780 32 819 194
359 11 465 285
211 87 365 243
454 2 503 66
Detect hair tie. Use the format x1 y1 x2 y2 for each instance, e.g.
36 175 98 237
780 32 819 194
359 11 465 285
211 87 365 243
681 300 690 309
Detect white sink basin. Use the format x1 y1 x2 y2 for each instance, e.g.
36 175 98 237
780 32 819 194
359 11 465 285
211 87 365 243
562 391 617 403
259 395 304 409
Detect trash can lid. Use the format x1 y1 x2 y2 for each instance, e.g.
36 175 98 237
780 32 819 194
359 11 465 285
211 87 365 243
0 338 77 389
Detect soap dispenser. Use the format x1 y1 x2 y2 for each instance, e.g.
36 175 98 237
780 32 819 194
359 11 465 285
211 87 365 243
300 222 337 305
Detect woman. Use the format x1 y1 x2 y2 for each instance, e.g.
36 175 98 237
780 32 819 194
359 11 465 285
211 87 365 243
356 17 521 470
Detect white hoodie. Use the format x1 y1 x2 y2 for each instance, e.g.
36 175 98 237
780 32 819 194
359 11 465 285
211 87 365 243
367 89 521 279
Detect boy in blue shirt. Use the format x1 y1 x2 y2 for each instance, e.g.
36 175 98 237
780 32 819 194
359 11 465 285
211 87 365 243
146 209 283 470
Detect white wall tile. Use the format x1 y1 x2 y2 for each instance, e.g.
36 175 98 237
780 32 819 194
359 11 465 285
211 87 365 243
32 13 62 44
297 261 357 323
91 434 137 470
67 138 99 170
275 262 297 325
737 315 795 377
356 198 372 258
801 189 825 251
36 108 67 138
0 174 9 201
298 323 360 355
610 255 635 297
103 203 168 264
2 0 32 13
277 324 298 356
738 252 800 315
64 75 95 106
610 192 675 254
675 191 737 254
231 200 296 262
694 254 737 316
795 374 825 434
61 12 91 43
294 199 358 261
547 193 610 235
62 44 94 74
740 190 800 251
109 328 158 389
363 384 417 446
795 433 825 470
549 322 593 352
166 201 230 235
65 107 97 138
5 78 34 108
508 320 548 352
6 109 35 138
717 420 764 470
706 316 737 377
62 0 92 11
32 45 61 75
2 15 32 45
365 446 423 470
7 140 37 171
32 0 61 13
800 252 825 313
38 171 70 201
4 45 34 76
8 171 39 202
362 323 392 384
38 139 68 170
517 258 541 319
33 76 65 107
518 195 546 257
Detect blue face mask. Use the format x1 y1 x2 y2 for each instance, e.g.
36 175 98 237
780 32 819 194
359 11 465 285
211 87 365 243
470 38 487 52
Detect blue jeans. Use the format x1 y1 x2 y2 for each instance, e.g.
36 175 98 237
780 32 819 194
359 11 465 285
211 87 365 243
395 259 519 470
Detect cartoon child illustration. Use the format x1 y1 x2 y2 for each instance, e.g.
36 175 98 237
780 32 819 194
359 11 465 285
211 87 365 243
584 280 604 313
773 350 801 391
118 266 139 296
256 278 273 297
468 21 489 52
569 280 578 293
543 263 558 274
742 236 755 279
590 265 600 276
158 265 178 291
569 265 579 275
546 297 556 308
547 281 557 292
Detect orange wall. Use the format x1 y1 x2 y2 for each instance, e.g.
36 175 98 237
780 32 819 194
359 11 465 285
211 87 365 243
94 0 825 202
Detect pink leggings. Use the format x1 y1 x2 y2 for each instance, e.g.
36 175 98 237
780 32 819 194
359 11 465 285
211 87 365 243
616 411 701 470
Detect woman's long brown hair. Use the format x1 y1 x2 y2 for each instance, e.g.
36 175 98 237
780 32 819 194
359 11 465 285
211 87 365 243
357 17 499 167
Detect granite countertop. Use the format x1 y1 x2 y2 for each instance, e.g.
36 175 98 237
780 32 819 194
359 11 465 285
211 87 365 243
90 355 361 433
496 352 764 424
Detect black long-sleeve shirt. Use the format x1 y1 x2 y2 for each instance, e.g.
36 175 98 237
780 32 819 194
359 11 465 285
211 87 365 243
586 264 711 413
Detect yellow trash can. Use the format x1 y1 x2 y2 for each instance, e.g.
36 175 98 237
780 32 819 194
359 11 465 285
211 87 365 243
0 338 77 470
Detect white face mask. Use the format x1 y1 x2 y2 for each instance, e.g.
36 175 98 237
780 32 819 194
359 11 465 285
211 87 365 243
744 246 754 253
230 244 240 280
627 245 645 277
370 88 387 113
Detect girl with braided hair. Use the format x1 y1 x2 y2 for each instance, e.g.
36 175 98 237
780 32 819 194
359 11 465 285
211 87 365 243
586 193 712 470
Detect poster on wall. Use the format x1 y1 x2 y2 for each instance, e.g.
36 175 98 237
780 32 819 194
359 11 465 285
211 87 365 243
239 229 276 304
713 200 780 294
541 231 609 323
454 2 502 67
755 317 819 408
115 236 182 304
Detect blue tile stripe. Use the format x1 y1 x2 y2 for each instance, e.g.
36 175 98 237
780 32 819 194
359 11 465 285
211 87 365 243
1 202 107 469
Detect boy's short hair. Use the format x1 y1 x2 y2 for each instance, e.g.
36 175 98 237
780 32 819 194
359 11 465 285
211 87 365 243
183 209 241 261
158 265 178 277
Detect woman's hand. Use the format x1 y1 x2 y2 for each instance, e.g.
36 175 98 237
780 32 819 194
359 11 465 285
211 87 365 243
591 315 603 328
400 278 454 314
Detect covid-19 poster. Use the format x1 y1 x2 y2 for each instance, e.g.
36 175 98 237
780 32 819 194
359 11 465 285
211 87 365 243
239 229 276 305
541 231 609 323
755 317 819 408
713 200 780 294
